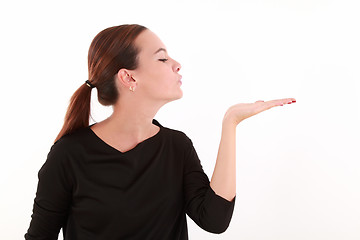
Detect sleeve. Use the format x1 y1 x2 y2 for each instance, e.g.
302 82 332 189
25 143 73 240
183 137 236 234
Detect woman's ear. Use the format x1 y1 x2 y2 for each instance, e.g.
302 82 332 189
116 69 137 90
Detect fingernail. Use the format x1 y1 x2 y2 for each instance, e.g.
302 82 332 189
292 100 296 103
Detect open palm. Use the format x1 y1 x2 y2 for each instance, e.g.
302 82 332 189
224 98 296 125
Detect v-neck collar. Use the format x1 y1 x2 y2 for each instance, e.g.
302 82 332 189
87 119 163 154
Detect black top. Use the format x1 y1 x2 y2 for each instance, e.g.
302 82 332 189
25 120 236 240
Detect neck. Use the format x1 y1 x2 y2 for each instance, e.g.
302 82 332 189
103 96 165 139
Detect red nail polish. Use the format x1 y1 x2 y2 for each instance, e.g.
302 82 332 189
292 100 296 103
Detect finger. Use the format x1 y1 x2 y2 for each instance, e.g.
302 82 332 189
268 98 296 106
283 98 296 105
261 98 296 111
251 98 296 115
287 98 297 104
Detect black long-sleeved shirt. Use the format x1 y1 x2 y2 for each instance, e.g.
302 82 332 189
25 119 235 239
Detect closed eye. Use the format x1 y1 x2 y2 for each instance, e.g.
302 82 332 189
159 58 168 62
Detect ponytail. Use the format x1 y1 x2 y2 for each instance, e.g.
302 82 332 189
54 83 92 143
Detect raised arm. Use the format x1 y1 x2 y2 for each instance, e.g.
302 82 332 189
210 98 296 201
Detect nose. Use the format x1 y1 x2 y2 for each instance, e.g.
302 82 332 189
174 60 181 73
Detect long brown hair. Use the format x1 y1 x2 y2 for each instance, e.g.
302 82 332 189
54 24 147 142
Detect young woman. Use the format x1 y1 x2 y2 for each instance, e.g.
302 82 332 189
25 24 296 239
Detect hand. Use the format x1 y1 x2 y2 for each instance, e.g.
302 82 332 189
223 98 296 126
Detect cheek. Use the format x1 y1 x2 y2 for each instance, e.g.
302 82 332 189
138 72 167 95
146 64 171 84
139 61 163 79
136 61 174 92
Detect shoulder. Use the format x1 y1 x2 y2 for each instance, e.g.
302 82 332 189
37 129 89 186
157 121 193 147
49 127 91 159
40 127 92 175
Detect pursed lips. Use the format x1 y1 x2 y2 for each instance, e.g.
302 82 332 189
178 75 182 85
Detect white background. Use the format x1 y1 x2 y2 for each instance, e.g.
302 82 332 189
1 0 359 239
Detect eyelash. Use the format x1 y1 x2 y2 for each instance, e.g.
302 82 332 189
159 58 168 62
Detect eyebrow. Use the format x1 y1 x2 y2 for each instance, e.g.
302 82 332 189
154 48 167 54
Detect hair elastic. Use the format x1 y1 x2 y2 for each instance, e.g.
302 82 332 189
85 80 95 89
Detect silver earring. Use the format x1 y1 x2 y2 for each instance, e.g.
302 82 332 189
129 86 135 92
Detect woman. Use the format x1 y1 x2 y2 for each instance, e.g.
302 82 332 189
25 24 296 239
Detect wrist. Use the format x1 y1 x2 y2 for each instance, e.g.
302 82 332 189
222 115 239 129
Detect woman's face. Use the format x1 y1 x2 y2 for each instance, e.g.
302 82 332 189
130 29 183 103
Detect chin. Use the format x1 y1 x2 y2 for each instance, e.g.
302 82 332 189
175 90 183 100
165 92 183 103
162 88 183 102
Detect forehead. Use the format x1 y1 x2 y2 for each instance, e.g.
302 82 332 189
134 29 166 55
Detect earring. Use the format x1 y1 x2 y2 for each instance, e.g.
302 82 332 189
129 86 135 92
